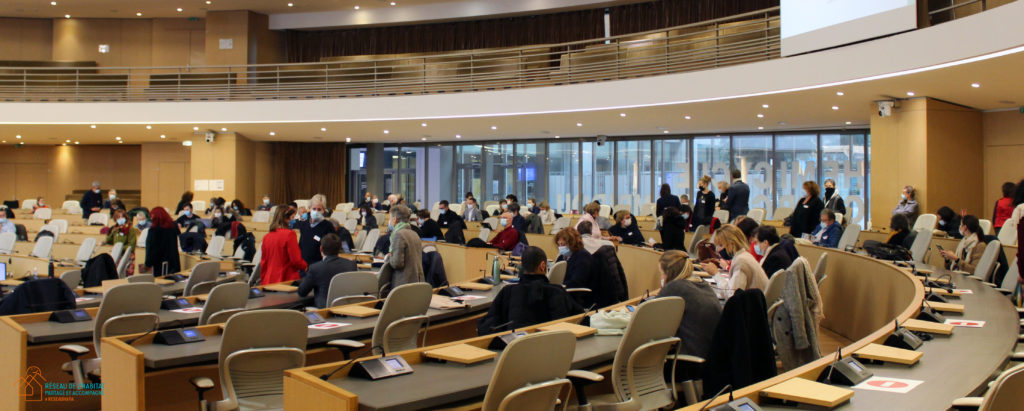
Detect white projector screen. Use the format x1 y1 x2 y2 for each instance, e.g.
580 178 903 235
781 0 917 56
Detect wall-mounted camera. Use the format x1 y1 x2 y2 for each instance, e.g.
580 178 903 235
596 135 607 146
877 101 895 117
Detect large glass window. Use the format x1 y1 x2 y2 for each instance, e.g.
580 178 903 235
548 142 580 213
616 140 652 213
693 137 731 201
395 147 424 205
484 143 514 202
455 145 482 202
515 143 546 204
732 135 772 214
821 133 868 226
774 134 818 219
427 145 454 206
348 147 367 202
654 139 690 203
582 142 614 206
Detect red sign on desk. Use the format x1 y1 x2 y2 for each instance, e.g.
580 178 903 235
854 376 923 394
309 322 349 330
945 319 985 328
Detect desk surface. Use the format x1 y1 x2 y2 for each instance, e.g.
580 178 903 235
762 266 1016 410
22 290 307 344
134 287 500 369
330 333 622 411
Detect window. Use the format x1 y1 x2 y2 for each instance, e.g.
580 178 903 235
515 143 546 205
455 145 482 202
395 147 424 205
582 141 614 207
693 136 731 201
774 134 818 219
821 133 868 226
427 145 454 206
616 140 652 213
548 142 580 213
484 143 514 202
732 135 773 214
654 139 690 205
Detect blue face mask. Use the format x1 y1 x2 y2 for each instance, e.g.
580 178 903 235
558 246 570 256
116 217 126 226
302 212 310 220
184 210 192 217
309 210 322 222
820 222 828 229
753 243 763 256
500 218 507 226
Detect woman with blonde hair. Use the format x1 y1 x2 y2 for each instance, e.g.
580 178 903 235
700 224 769 294
694 175 717 227
657 250 722 356
537 201 557 225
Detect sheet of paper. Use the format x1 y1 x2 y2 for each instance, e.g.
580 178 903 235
171 307 203 314
451 295 485 301
309 322 350 330
194 180 209 191
853 376 924 394
945 319 985 328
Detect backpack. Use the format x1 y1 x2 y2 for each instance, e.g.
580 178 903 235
33 230 54 242
233 232 256 261
862 240 912 261
82 254 118 287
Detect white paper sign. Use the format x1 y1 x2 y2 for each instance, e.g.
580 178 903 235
194 179 210 191
853 376 924 394
171 307 203 314
309 322 349 330
945 319 985 328
211 180 225 191
219 38 233 49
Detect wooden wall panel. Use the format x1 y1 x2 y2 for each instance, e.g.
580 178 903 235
205 10 250 66
982 110 1024 210
0 18 52 61
52 18 154 67
151 18 207 68
141 143 191 209
924 99 983 216
869 98 929 228
0 145 140 206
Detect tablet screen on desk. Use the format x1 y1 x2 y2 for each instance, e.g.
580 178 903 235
72 310 89 319
0 262 6 281
385 358 404 370
183 329 199 338
848 360 864 372
738 404 756 411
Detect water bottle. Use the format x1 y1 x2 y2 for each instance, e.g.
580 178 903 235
491 254 501 283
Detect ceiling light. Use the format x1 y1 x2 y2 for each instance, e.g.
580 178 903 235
971 83 980 88
269 131 275 136
64 14 70 18
74 141 79 144
831 106 839 110
287 2 294 6
421 137 427 141
160 134 166 139
62 143 66 146
354 5 360 9
182 140 193 146
421 123 427 127
684 115 691 120
320 127 326 131
345 137 351 142
757 126 764 130
756 114 764 118
193 126 199 131
51 1 57 5
554 135 560 139
906 91 915 96
177 8 183 12
90 125 96 128
845 121 852 125
206 0 212 4
390 1 396 5
145 125 151 129
115 136 121 140
836 91 844 96
136 12 142 16
663 130 669 134
220 127 227 131
576 123 582 127
455 134 461 139
65 139 70 143
16 135 21 139
619 113 626 117
762 104 769 108
490 126 497 130
383 130 389 134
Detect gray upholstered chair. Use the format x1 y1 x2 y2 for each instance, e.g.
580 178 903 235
952 362 1024 410
482 330 577 411
199 282 251 326
184 261 221 296
327 282 432 358
59 269 82 290
326 271 379 307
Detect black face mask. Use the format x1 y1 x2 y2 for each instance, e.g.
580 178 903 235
824 187 836 198
719 249 732 260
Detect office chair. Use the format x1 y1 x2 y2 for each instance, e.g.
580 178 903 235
353 230 368 250
913 213 938 232
136 228 149 248
358 229 380 253
21 199 37 211
979 219 993 235
184 261 221 296
483 217 499 229
570 297 685 410
343 219 357 233
837 223 861 251
952 362 1024 410
62 200 80 211
478 228 492 242
199 282 250 325
189 310 307 410
996 257 1019 294
909 229 932 263
115 247 133 279
109 242 125 264
712 210 730 222
813 253 829 284
205 236 226 258
75 237 97 266
326 271 379 307
747 209 766 224
60 269 82 290
39 223 59 240
327 282 432 359
59 283 161 386
997 223 1017 246
127 274 154 283
88 213 109 226
0 231 16 254
251 210 270 223
763 269 788 306
547 260 568 286
971 240 1002 285
834 212 844 225
30 236 54 260
51 219 69 234
481 330 576 411
688 225 708 256
772 207 793 222
551 217 571 235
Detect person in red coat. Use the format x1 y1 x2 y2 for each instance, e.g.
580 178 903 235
260 206 307 285
489 212 521 251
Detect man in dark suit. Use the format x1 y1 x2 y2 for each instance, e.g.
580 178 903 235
722 168 750 221
477 246 583 334
296 194 337 266
297 233 357 308
435 200 461 228
80 181 104 219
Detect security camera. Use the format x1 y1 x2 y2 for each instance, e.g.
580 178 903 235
204 130 216 143
877 101 895 117
596 135 607 146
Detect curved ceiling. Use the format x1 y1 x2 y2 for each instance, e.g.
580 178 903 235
0 2 1022 146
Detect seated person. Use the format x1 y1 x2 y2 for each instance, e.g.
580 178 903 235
495 199 509 217
297 234 357 308
886 214 912 248
103 189 126 216
358 204 377 231
210 206 233 229
736 216 761 260
699 224 769 295
488 212 521 251
0 208 15 233
174 204 202 228
476 246 584 334
462 197 483 222
416 209 444 240
939 215 987 273
752 226 792 279
656 250 722 357
508 203 527 233
230 199 252 216
810 209 843 248
526 198 541 215
678 204 695 232
257 194 273 211
32 197 49 212
936 206 963 239
608 210 645 246
577 220 614 253
554 228 593 290
435 200 461 228
537 201 558 224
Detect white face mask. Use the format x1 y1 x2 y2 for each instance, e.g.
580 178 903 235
310 210 323 222
499 218 508 226
501 204 508 210
681 213 690 220
901 194 907 200
214 212 222 218
527 202 534 208
467 204 474 210
660 277 666 287
93 188 100 194
109 194 116 200
116 217 126 225
361 212 367 216
372 198 379 204
623 218 632 227
263 199 270 204
753 243 763 255
820 222 828 228
938 220 946 226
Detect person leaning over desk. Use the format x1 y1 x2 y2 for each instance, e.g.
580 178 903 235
477 246 584 334
298 233 357 309
809 209 843 249
700 224 769 296
379 205 424 295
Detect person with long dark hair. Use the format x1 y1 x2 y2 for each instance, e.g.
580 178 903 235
144 207 181 276
789 181 824 238
993 182 1016 230
656 183 682 217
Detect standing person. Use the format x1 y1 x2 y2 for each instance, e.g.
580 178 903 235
144 207 181 276
789 181 825 239
296 194 337 266
462 197 483 222
175 191 194 214
993 182 1016 230
716 181 730 210
379 205 424 295
656 250 722 357
693 175 717 227
297 234 357 308
260 207 307 285
721 169 750 221
656 184 682 217
257 194 273 211
658 207 687 251
80 181 104 219
892 185 920 226
822 178 846 216
699 224 769 295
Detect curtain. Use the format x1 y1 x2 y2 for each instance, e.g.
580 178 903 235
270 142 348 205
610 0 779 35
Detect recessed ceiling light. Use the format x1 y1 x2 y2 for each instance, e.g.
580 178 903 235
490 126 497 130
554 135 560 139
421 137 427 141
269 131 275 136
118 141 123 144
383 130 389 134
619 113 626 117
145 125 152 129
390 1 396 5
757 126 764 130
421 123 427 127
221 127 227 131
684 115 691 120
906 91 915 96
65 139 70 143
206 0 212 4
136 12 142 16
90 125 96 128
762 104 769 108
345 137 351 142
836 91 844 96
193 126 199 131
74 141 79 144
62 143 67 146
176 8 183 12
320 127 326 131
16 135 21 139
64 14 70 18
160 134 166 139
287 2 293 6
971 83 980 88
182 140 193 146
831 106 839 110
663 130 669 134
756 114 764 118
51 1 57 5
354 5 360 9
576 123 582 127
845 121 852 125
115 136 121 140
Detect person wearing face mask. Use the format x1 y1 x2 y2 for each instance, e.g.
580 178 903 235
476 246 584 334
655 250 722 357
554 228 594 292
175 191 195 214
736 217 761 260
0 207 15 234
609 210 645 246
131 209 151 231
537 201 558 225
678 204 695 232
699 224 769 296
788 181 824 238
289 206 308 229
822 179 846 216
80 181 104 219
32 197 49 212
104 209 140 275
752 226 792 279
693 175 717 227
359 192 374 209
508 203 528 233
462 197 483 222
357 204 378 231
575 202 609 239
379 205 424 295
230 199 251 216
526 198 540 215
935 206 963 239
488 212 522 251
658 207 688 251
494 199 509 217
175 204 201 228
103 189 125 214
435 200 460 228
371 195 386 211
939 215 987 272
295 194 338 266
257 195 273 211
892 185 920 226
210 206 229 228
679 194 690 208
809 209 843 249
415 209 443 240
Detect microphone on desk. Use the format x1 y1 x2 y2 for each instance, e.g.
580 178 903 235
697 384 732 411
319 345 383 381
576 303 598 326
489 320 515 333
125 318 182 345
